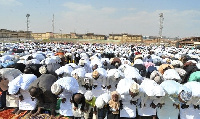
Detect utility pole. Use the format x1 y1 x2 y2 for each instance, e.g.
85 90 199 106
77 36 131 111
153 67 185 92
52 14 54 38
26 14 30 39
159 13 164 45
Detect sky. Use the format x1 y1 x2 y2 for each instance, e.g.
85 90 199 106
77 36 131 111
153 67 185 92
0 0 200 38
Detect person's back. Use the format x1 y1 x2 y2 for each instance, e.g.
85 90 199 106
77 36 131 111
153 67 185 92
29 74 58 117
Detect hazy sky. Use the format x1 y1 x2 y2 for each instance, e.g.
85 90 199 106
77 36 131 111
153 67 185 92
0 0 200 38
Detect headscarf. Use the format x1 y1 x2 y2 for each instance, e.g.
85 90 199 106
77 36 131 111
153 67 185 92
179 90 192 103
158 64 174 74
108 91 120 114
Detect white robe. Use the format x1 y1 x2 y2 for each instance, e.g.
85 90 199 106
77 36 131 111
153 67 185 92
157 96 179 119
19 89 37 110
59 92 74 116
180 103 200 119
137 96 157 116
120 94 137 118
116 78 140 118
54 77 79 116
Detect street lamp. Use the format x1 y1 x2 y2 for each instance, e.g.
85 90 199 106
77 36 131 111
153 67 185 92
59 29 62 39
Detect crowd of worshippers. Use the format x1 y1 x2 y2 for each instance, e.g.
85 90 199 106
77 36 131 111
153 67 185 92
0 42 200 119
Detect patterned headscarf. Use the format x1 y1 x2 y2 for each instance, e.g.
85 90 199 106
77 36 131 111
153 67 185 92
108 91 120 114
179 90 192 103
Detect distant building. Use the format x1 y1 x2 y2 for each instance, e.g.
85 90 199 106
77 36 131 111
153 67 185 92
31 32 54 40
177 37 200 47
82 33 106 40
0 29 32 40
108 33 143 43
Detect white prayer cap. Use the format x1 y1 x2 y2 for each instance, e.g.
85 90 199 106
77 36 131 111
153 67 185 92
134 59 143 65
174 68 187 77
39 65 47 74
150 71 164 84
171 60 183 67
84 91 93 101
51 83 62 95
79 59 85 66
129 82 139 93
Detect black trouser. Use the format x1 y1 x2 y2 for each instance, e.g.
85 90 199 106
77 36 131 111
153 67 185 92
0 91 6 109
98 108 108 119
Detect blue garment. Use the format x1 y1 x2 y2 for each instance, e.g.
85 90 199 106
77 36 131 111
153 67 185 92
1 61 14 68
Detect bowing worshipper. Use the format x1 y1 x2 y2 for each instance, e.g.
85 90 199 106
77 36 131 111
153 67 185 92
71 93 86 119
95 92 111 119
83 73 94 91
116 78 140 119
137 79 165 119
84 91 97 119
118 63 132 73
101 58 114 70
9 63 26 73
124 66 143 84
182 61 198 83
149 71 164 84
171 60 187 83
110 57 121 69
55 64 73 78
143 54 153 62
101 58 110 70
92 64 99 71
7 74 37 117
144 61 155 69
133 59 146 77
107 91 121 119
90 54 102 69
180 81 200 119
24 63 42 77
51 77 79 119
40 57 61 77
107 68 124 91
79 58 92 73
157 80 183 119
91 68 108 97
180 54 192 65
145 65 157 78
157 63 173 74
0 68 22 113
163 69 182 83
120 57 132 66
65 52 72 64
188 71 200 82
71 67 86 94
28 74 57 118
54 49 66 66
73 52 81 65
133 54 143 63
